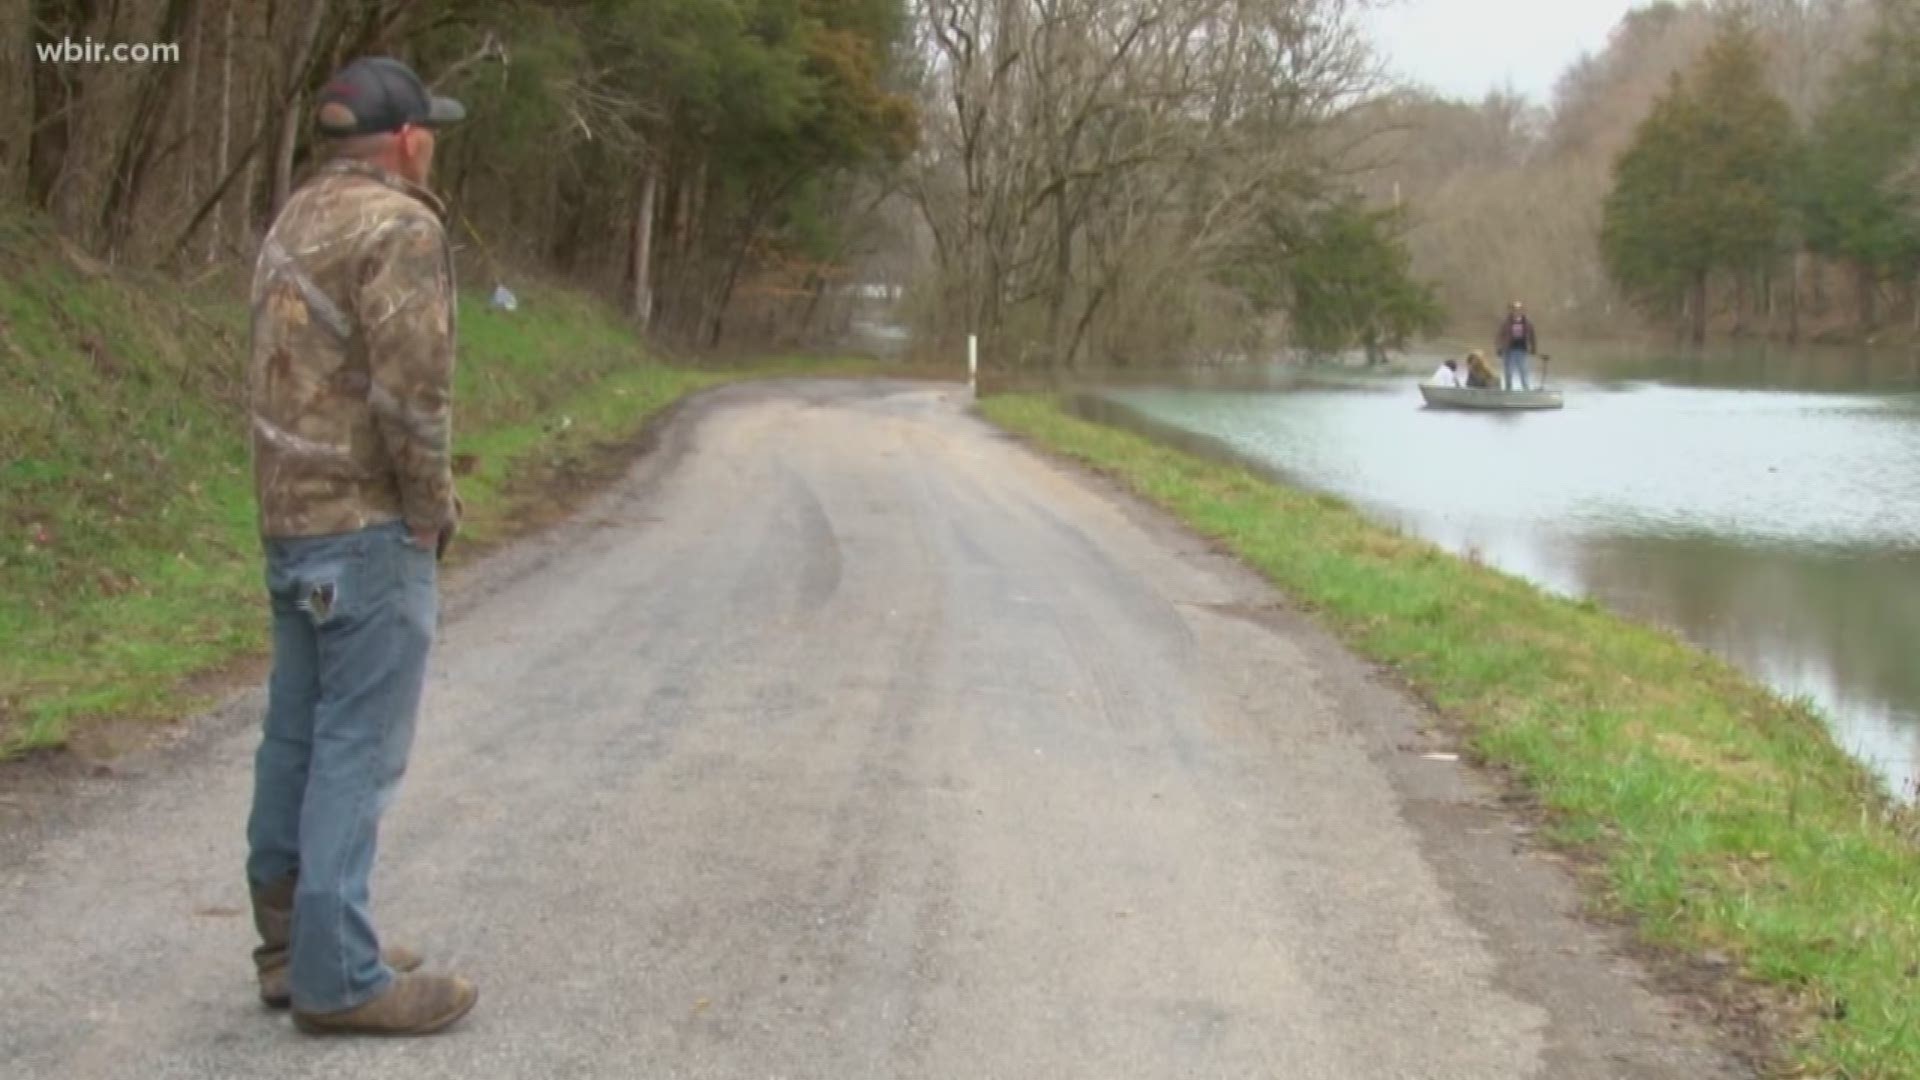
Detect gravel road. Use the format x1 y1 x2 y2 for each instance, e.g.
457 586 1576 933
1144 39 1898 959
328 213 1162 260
0 380 1747 1079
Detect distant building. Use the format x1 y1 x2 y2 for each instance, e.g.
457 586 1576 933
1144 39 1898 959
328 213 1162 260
852 282 903 303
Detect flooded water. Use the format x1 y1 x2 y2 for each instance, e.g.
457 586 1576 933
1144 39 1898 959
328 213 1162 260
1088 346 1920 795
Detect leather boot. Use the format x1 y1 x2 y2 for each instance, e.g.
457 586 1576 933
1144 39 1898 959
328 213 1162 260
292 972 479 1036
250 875 423 1009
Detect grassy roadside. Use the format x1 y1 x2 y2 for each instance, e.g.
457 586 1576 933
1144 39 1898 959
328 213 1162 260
0 211 909 756
981 393 1920 1078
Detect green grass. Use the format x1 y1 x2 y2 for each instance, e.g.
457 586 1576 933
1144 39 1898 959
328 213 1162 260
980 393 1920 1078
0 211 905 754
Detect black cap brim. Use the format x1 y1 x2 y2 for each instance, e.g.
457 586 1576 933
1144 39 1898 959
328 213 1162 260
423 95 466 127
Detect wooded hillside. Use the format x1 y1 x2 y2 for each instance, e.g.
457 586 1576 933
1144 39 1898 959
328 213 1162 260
1368 0 1920 345
3 0 917 348
10 0 1917 364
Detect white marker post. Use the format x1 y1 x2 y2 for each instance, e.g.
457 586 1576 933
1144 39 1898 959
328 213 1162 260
968 334 979 398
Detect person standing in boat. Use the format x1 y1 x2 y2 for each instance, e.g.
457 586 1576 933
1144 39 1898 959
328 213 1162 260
1495 301 1539 391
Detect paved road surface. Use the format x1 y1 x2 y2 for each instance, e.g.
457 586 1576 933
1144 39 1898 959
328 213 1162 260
0 382 1746 1078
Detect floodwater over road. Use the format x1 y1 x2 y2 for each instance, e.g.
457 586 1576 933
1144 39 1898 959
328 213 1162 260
1087 344 1920 795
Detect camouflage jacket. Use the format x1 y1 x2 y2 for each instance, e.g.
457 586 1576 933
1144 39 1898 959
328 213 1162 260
247 159 458 539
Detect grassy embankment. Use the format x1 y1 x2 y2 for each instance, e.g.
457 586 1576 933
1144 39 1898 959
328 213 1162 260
981 393 1920 1079
0 212 892 755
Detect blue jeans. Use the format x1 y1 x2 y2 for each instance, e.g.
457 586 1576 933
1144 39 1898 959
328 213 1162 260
245 519 438 1013
1503 347 1531 391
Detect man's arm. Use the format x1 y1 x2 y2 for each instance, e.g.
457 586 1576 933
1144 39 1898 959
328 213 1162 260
361 210 457 540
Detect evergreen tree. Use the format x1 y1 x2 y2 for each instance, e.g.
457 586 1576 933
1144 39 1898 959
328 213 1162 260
1601 21 1796 344
1230 197 1444 363
1800 0 1920 328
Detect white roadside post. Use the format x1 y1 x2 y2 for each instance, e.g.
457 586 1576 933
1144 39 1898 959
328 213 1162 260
968 334 979 398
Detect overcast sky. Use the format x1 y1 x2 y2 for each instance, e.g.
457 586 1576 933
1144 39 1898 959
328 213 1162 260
1362 0 1651 102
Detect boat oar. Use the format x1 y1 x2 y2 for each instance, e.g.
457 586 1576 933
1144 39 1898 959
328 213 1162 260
1538 353 1552 391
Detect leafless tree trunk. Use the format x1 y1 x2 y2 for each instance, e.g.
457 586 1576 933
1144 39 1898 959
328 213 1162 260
1785 249 1802 342
630 169 658 329
182 0 201 209
1690 270 1709 347
1856 260 1878 330
271 0 331 217
0 0 27 197
209 0 232 262
100 0 200 258
173 86 274 261
27 0 101 214
705 172 803 346
239 94 261 245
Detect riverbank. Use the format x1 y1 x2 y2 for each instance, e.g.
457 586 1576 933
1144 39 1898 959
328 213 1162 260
981 393 1920 1077
0 213 911 757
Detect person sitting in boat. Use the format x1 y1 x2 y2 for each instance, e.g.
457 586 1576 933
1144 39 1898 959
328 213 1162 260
1495 300 1539 390
1428 358 1463 387
1464 350 1499 389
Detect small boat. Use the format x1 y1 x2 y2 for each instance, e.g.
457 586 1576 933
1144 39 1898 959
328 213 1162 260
1419 384 1564 411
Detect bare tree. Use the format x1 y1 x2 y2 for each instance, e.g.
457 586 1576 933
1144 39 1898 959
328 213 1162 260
908 0 1378 368
269 0 330 218
631 168 658 328
98 0 200 258
1 0 40 198
209 0 231 262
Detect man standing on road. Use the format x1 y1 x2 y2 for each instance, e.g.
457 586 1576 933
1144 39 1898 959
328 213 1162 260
242 57 476 1037
1496 300 1539 391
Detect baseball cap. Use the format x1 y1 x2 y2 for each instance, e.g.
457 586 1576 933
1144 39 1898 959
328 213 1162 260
315 57 465 137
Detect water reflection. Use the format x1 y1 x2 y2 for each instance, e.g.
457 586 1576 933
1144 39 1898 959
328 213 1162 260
1089 368 1920 795
1578 537 1920 789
